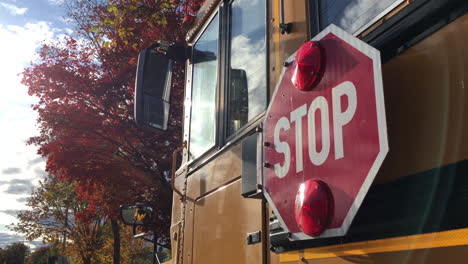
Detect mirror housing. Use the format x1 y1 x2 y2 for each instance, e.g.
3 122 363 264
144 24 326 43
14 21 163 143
134 47 173 130
120 204 153 226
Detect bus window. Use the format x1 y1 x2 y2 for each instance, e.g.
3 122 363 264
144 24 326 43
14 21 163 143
319 0 405 34
226 0 267 136
189 14 219 159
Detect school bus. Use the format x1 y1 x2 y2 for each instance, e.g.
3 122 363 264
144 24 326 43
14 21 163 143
129 0 468 263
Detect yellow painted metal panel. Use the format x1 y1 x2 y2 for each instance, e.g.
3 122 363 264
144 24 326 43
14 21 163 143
191 179 263 264
280 228 468 262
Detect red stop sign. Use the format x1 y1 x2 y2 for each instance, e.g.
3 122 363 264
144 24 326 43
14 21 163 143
263 25 388 240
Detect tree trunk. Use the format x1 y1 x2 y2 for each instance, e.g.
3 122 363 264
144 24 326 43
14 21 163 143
111 219 120 264
63 206 68 254
82 256 92 264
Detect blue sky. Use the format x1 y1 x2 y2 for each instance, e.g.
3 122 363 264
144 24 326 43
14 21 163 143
0 0 70 249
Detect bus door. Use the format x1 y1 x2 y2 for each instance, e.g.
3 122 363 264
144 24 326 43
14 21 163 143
173 0 273 263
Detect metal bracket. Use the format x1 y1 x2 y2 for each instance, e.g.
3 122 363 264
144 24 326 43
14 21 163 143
148 41 190 62
269 216 290 253
247 231 262 245
241 126 264 199
279 0 292 34
279 23 293 34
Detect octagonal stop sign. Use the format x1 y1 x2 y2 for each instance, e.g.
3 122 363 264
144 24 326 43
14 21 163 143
263 25 388 240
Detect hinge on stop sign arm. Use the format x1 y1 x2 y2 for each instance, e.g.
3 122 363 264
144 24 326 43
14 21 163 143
279 0 292 34
269 216 289 253
241 125 264 199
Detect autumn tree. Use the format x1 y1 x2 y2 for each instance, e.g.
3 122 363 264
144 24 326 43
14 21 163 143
24 0 202 224
13 175 107 264
23 0 203 262
99 224 154 264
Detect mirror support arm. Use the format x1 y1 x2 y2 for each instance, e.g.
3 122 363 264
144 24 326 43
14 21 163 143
172 141 187 200
149 41 190 62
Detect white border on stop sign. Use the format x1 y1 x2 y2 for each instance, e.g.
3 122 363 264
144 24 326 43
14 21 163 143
262 24 389 240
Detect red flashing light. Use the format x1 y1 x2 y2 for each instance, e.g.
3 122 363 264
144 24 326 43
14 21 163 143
294 180 333 236
291 41 325 91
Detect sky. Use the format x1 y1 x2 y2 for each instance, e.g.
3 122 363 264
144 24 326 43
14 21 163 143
0 0 72 249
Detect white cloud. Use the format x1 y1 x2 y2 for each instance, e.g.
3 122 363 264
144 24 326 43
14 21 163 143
0 228 44 249
48 0 64 6
338 0 397 33
0 2 27 15
0 21 56 230
230 34 267 120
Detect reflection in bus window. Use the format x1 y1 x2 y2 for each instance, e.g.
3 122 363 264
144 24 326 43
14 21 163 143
227 0 267 136
319 0 404 34
189 14 219 159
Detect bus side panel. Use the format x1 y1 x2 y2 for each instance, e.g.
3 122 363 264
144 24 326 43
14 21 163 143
183 145 264 264
282 244 468 264
279 11 468 264
186 145 242 199
269 0 309 92
192 179 263 264
378 12 468 184
279 0 309 61
171 169 188 263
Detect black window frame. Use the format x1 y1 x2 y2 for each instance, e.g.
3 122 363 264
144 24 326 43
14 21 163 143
222 0 269 142
186 0 269 170
186 8 222 165
311 0 407 37
308 0 468 62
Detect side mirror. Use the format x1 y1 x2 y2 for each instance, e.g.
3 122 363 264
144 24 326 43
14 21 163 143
120 204 153 226
134 47 173 130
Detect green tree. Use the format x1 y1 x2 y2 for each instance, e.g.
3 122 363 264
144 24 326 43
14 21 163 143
28 246 53 264
3 243 30 264
12 175 107 264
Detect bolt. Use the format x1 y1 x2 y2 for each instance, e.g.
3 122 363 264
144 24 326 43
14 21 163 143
263 142 271 147
283 61 290 67
264 163 272 168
